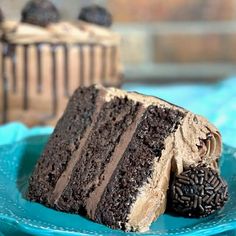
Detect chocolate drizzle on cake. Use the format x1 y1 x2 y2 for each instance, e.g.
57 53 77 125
23 45 29 110
79 44 84 86
90 44 95 84
101 46 107 81
11 45 17 93
63 45 69 97
0 8 4 23
0 11 121 125
0 43 121 124
1 44 8 123
36 44 43 93
111 46 117 77
51 44 58 116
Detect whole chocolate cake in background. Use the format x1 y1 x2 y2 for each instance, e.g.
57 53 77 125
0 0 122 126
27 85 228 232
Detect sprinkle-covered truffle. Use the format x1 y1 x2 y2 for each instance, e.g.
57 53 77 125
21 0 60 27
78 5 112 27
168 166 228 217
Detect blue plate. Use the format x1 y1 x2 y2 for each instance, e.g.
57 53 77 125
0 135 236 236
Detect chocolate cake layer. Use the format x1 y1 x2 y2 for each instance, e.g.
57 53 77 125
27 86 98 205
54 97 141 212
94 106 185 230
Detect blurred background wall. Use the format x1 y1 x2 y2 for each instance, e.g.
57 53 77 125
1 0 236 83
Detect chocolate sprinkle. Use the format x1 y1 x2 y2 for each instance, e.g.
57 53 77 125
168 166 229 217
21 0 60 27
78 5 112 27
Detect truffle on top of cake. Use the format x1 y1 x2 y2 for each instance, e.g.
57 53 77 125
21 0 60 27
78 5 112 27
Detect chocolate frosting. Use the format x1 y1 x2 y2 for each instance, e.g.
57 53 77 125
1 20 120 44
85 105 146 219
126 112 221 231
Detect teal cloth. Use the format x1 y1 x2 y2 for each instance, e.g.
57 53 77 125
0 77 236 147
0 122 53 146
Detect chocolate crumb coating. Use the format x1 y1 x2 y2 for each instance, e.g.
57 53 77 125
78 5 112 27
169 166 228 217
21 0 60 27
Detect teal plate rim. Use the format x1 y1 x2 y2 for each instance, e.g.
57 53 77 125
0 135 236 236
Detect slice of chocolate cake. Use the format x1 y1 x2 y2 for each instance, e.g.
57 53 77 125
27 85 222 232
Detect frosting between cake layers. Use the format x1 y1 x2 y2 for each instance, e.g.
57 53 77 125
85 105 146 219
0 20 120 45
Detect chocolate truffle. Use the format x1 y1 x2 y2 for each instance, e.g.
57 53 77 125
21 0 60 27
78 5 112 27
169 166 228 217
